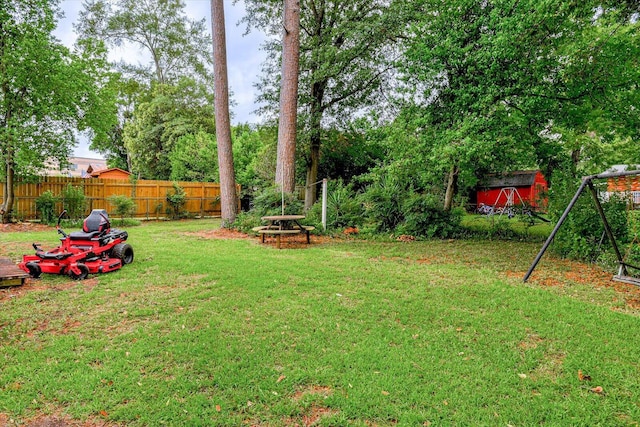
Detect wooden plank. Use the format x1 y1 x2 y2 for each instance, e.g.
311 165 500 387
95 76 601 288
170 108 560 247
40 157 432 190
613 275 640 287
258 229 302 234
0 257 28 287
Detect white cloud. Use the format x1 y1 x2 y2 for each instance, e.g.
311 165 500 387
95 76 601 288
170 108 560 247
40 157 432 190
55 0 268 158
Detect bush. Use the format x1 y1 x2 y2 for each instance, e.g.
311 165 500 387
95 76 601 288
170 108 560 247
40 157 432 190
306 180 364 231
107 194 137 223
251 186 303 217
166 183 187 219
232 211 264 234
59 184 86 220
35 190 58 224
230 186 304 233
399 193 463 238
361 174 405 232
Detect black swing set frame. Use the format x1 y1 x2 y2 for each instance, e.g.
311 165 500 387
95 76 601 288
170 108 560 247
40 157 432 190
524 169 640 286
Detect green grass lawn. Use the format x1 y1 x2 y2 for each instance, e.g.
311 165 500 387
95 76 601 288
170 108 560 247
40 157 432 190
461 212 554 241
1 219 640 426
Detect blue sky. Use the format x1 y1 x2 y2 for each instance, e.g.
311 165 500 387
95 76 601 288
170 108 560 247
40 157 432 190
55 0 267 158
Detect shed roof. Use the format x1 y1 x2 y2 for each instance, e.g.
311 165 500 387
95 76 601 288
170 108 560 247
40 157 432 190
90 167 131 178
480 170 540 189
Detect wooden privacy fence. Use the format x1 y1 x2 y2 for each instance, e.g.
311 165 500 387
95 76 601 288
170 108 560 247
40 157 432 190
1 176 237 220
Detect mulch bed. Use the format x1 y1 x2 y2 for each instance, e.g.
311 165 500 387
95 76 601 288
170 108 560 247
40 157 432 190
0 222 52 233
187 227 335 249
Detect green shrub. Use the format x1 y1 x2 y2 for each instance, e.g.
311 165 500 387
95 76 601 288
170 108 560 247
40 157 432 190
549 169 629 262
306 180 364 231
361 174 405 232
107 194 137 223
59 184 86 220
232 211 263 234
251 186 303 217
35 190 58 224
166 183 187 219
230 186 304 233
399 193 463 238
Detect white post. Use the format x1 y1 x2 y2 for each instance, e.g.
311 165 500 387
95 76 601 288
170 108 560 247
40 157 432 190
321 178 327 231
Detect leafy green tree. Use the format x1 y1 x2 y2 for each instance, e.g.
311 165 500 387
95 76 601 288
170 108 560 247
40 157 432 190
318 120 386 187
169 131 218 182
123 78 215 179
90 77 145 170
243 0 407 208
76 0 213 86
395 0 640 208
232 124 275 189
0 0 118 222
76 0 215 170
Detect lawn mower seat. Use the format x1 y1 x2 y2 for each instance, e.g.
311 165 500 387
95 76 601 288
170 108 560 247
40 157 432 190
69 210 111 240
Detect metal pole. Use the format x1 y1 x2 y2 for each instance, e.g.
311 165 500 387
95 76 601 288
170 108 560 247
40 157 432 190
587 181 628 276
523 177 590 282
321 178 327 231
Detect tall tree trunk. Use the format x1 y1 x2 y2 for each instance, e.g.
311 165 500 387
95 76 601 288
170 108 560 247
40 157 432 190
0 19 11 224
210 0 237 225
304 142 319 210
444 163 459 212
571 148 581 169
275 0 301 193
1 153 15 223
304 81 325 210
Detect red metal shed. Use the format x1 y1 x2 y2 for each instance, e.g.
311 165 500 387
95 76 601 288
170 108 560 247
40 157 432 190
477 170 548 210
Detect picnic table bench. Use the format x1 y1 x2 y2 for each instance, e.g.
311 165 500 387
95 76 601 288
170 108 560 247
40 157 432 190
253 215 315 249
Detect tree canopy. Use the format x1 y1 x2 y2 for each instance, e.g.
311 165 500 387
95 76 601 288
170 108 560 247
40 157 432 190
3 0 638 228
389 0 640 208
123 77 215 180
76 0 213 86
0 0 118 222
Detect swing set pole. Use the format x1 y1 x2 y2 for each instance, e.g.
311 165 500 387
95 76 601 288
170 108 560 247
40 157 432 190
586 181 628 276
524 168 640 283
523 177 590 282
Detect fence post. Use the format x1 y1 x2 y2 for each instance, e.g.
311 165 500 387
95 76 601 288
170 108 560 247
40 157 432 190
322 178 327 231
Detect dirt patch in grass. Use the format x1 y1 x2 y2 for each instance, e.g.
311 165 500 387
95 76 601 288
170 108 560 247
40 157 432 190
0 222 52 233
506 259 640 311
188 228 251 240
278 386 338 427
292 385 334 402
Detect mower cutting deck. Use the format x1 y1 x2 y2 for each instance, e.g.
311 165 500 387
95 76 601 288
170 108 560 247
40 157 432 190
19 210 134 280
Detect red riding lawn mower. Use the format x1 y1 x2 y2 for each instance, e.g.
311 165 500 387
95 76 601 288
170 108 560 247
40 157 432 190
19 209 134 280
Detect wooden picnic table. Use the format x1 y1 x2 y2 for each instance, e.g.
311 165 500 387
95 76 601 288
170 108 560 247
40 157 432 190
254 215 315 249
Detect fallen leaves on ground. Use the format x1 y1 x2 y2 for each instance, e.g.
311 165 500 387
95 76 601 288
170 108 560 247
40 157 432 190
578 370 592 381
590 386 604 394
